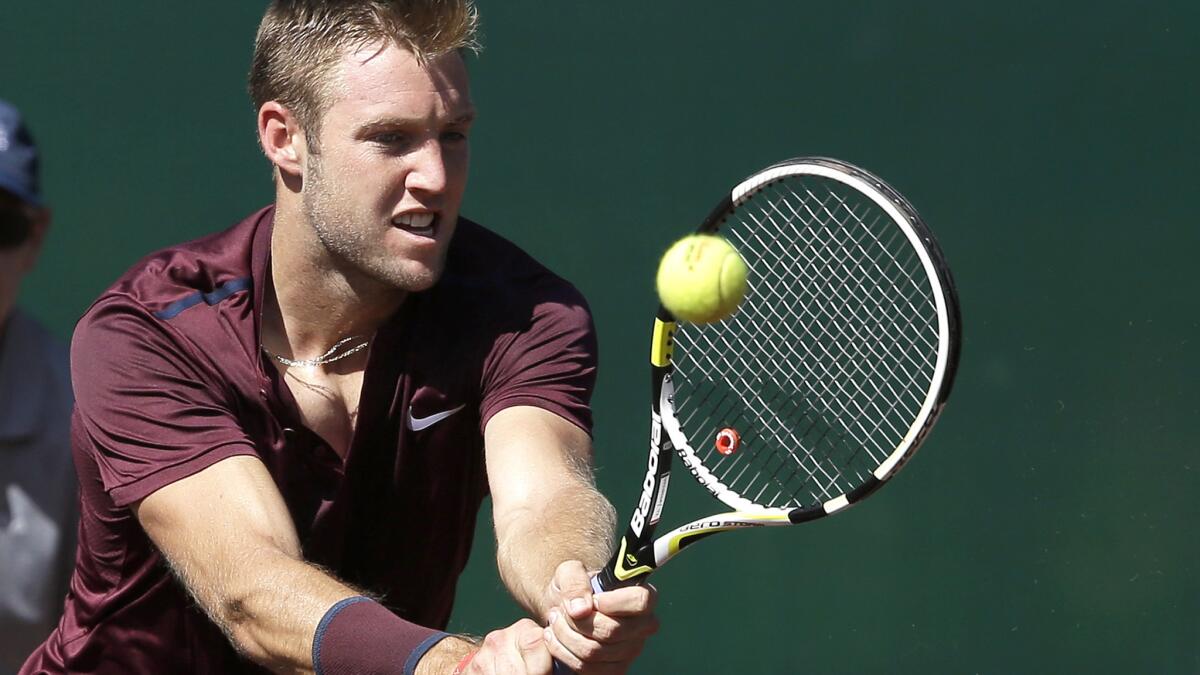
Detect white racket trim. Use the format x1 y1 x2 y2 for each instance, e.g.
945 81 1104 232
651 511 793 566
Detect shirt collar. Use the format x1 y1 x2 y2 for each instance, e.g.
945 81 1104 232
250 205 276 347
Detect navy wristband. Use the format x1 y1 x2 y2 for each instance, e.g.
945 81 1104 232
313 596 449 675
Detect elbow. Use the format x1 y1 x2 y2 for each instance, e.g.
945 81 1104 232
203 565 294 669
217 594 271 663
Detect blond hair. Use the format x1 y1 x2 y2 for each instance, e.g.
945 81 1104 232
248 0 480 137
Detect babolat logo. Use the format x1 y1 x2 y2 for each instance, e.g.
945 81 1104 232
678 450 721 497
630 413 663 537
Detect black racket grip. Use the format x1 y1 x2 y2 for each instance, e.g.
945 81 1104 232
593 555 655 591
591 567 621 593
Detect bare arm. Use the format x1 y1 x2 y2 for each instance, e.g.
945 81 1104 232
134 455 360 673
485 407 658 674
136 454 553 675
485 406 617 617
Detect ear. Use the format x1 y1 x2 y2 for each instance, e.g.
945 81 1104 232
257 101 307 178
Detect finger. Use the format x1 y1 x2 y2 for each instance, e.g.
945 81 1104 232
518 625 552 675
551 561 596 622
546 608 649 666
559 609 660 644
591 584 657 618
477 619 546 675
540 612 595 667
543 618 583 672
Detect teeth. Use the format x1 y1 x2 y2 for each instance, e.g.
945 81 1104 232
394 213 435 230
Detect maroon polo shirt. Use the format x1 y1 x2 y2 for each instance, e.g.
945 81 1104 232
21 207 598 674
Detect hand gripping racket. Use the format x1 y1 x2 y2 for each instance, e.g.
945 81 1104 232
592 156 962 593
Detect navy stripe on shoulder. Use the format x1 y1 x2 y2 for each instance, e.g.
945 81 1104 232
152 277 253 320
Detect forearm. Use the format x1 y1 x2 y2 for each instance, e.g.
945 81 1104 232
166 544 358 673
496 481 617 619
414 635 477 675
137 456 455 673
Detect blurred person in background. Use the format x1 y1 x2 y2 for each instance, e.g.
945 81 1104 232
0 99 77 672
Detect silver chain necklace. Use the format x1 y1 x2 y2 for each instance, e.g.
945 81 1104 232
261 335 371 369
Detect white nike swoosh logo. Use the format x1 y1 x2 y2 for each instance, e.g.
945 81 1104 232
407 404 466 431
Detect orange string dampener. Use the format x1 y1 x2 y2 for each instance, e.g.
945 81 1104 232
714 428 741 455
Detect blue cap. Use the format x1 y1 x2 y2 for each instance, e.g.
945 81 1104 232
0 99 42 206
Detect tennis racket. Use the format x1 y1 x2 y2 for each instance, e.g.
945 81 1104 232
592 156 962 592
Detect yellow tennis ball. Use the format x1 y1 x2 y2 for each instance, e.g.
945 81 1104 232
656 234 748 324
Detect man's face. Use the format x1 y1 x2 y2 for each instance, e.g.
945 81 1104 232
300 43 474 292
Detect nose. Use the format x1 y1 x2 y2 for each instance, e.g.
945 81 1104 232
405 138 447 195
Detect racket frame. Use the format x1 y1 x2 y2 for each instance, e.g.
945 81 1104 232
592 157 961 593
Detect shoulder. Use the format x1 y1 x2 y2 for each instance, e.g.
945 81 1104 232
75 207 269 349
72 208 272 401
83 206 269 324
436 218 592 329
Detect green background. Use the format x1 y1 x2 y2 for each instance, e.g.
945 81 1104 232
4 2 1197 673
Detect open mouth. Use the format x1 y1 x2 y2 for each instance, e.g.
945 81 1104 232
392 212 437 238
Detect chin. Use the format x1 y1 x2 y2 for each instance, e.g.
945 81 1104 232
401 274 440 293
380 260 446 293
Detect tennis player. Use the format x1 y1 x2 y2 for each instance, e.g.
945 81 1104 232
20 2 656 674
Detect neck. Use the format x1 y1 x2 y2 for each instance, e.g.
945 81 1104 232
264 206 406 359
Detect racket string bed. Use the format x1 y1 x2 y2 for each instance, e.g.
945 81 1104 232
584 157 958 623
669 175 941 511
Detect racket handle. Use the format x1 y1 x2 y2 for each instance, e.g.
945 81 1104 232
591 564 644 593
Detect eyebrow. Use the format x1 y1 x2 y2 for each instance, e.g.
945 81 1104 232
357 109 477 136
449 109 477 125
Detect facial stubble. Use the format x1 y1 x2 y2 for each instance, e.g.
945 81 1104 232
301 152 447 293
